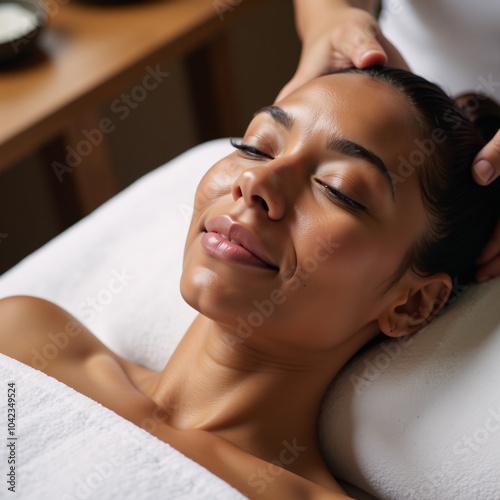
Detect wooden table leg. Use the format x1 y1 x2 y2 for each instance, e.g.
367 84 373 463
185 30 241 142
40 136 82 230
41 109 120 229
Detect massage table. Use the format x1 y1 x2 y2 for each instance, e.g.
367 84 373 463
1 139 499 499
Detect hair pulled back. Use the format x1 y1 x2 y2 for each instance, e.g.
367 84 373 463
343 67 500 289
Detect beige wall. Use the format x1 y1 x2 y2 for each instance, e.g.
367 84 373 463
0 0 300 275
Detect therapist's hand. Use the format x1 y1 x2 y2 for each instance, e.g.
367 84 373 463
474 129 500 281
276 6 409 102
472 129 500 185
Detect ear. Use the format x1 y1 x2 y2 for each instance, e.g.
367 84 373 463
377 272 452 338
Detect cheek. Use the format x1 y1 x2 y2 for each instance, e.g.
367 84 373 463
193 155 240 209
180 257 227 320
183 158 238 261
180 242 234 322
283 243 377 316
275 226 401 337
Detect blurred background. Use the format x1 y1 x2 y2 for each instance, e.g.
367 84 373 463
0 0 300 274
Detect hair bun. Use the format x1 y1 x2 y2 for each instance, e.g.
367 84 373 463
455 93 500 143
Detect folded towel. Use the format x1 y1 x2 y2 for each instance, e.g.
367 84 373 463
0 352 245 499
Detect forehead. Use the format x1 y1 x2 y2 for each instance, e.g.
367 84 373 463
280 72 412 121
277 73 417 170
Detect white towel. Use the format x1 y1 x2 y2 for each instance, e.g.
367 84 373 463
0 352 244 499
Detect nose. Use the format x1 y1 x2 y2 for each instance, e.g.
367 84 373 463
231 162 292 220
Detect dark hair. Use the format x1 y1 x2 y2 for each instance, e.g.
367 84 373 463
341 67 500 292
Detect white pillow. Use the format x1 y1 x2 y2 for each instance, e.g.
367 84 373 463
319 277 500 499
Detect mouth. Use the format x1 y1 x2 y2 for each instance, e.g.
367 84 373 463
202 215 279 270
218 233 241 245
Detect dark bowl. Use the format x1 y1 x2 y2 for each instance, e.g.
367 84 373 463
0 0 48 63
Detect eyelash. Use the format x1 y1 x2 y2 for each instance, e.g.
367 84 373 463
231 139 365 211
230 138 273 159
317 180 366 211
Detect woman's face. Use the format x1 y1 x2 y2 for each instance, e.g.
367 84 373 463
181 73 428 352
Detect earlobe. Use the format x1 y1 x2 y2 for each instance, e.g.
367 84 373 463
378 272 452 337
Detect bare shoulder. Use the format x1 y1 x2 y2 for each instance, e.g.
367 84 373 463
0 295 107 370
0 295 158 413
0 296 350 499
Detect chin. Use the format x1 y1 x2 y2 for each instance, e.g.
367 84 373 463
179 265 230 321
179 267 207 313
179 265 259 336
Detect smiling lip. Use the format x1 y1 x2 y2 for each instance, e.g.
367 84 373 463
202 215 278 270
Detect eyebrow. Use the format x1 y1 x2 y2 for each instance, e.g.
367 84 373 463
327 136 395 199
254 105 294 131
255 105 395 199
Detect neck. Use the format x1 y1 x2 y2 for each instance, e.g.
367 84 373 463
149 314 376 474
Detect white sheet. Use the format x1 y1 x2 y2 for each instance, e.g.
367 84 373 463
1 138 499 499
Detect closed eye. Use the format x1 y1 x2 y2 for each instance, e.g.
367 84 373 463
316 179 366 211
230 138 273 159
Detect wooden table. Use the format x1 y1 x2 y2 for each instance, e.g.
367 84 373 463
0 0 264 226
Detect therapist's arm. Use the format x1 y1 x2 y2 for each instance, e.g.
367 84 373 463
276 0 408 101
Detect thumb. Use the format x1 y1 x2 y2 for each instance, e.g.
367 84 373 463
473 128 500 185
336 19 387 68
